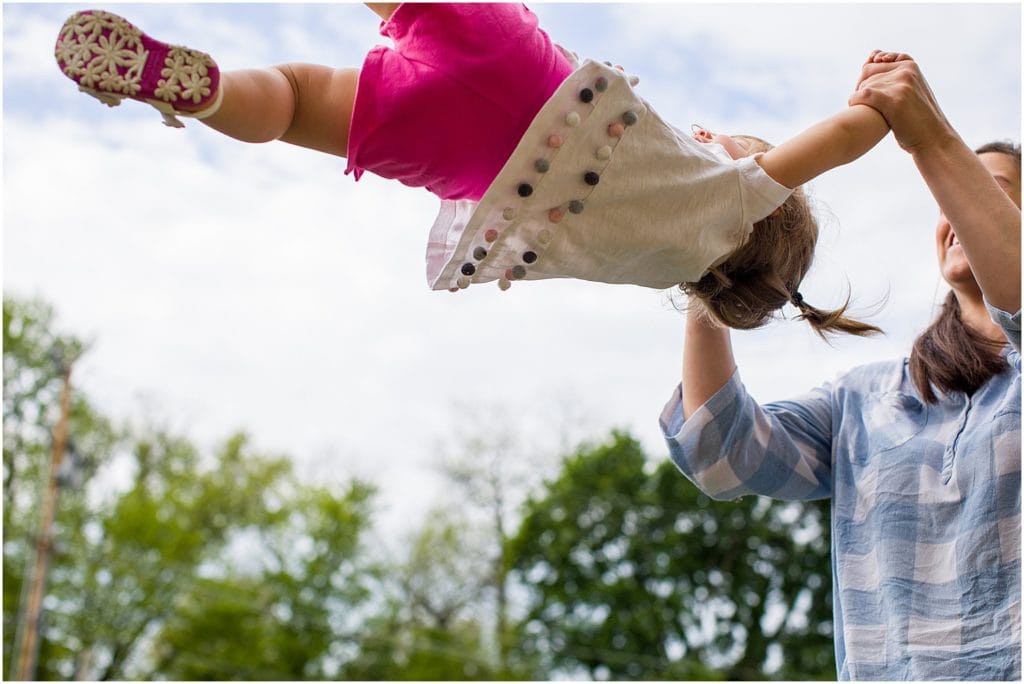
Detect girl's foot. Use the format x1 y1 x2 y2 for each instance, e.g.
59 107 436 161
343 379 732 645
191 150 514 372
54 10 222 128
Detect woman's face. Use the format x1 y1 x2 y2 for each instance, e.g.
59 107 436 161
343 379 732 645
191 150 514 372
935 151 1022 288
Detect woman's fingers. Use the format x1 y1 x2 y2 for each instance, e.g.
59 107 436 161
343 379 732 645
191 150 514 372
855 51 915 89
871 50 913 63
849 58 948 152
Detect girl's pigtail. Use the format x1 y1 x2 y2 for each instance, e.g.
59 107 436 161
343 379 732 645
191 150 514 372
791 292 882 340
679 134 886 339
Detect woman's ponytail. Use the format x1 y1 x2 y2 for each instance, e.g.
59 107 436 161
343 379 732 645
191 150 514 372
910 291 1008 403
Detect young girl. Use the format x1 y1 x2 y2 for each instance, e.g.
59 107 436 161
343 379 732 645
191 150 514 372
54 3 889 337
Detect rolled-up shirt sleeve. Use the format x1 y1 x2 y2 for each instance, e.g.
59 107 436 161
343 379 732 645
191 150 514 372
660 369 834 501
986 301 1021 355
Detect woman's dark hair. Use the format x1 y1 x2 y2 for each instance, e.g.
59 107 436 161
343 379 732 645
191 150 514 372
909 140 1021 403
681 135 882 339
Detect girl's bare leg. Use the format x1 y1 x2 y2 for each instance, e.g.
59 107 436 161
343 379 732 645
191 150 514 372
199 65 359 158
195 5 396 157
365 3 400 20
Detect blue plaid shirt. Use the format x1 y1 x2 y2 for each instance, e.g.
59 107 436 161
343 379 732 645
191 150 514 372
661 304 1021 680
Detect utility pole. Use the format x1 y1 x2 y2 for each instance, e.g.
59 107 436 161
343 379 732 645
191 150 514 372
9 352 75 681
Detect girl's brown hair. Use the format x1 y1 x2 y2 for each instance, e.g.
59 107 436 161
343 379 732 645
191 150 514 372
909 140 1021 403
680 136 881 340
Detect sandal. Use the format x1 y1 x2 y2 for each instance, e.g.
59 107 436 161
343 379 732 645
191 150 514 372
55 9 222 128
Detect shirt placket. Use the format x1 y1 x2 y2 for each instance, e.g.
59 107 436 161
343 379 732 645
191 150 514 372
942 394 972 485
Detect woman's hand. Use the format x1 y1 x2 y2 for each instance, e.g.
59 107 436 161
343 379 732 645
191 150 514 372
849 51 956 154
851 51 1020 315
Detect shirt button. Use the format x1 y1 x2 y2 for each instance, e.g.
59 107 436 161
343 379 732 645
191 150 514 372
473 246 488 260
484 228 499 242
461 263 476 276
584 171 600 186
568 200 585 214
523 251 538 264
517 183 533 197
579 88 594 103
534 158 551 173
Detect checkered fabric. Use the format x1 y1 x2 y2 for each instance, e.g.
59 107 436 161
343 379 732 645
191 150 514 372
660 304 1021 680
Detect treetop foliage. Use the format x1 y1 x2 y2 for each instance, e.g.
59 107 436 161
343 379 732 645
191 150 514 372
3 297 835 680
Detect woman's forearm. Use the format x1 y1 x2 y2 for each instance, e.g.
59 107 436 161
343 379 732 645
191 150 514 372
670 311 834 501
911 134 1021 312
851 53 1021 313
682 311 737 419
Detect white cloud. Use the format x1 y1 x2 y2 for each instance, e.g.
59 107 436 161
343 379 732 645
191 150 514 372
3 6 59 82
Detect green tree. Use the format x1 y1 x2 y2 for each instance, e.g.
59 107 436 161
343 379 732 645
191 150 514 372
40 431 313 680
342 507 511 680
509 431 834 680
3 298 85 517
3 297 379 680
3 297 114 679
151 479 377 679
436 424 535 675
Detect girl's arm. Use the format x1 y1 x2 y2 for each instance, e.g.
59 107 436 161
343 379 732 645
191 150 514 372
755 104 890 190
850 52 1021 313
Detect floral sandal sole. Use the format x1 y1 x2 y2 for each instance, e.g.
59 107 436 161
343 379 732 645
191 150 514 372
55 10 222 128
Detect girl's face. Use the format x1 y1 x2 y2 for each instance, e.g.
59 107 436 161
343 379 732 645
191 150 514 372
692 128 751 160
935 151 1022 289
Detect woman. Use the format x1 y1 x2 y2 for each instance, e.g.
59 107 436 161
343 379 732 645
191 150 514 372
660 51 1020 680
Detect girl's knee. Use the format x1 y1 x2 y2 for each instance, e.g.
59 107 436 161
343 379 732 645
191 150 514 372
271 64 359 157
271 64 301 108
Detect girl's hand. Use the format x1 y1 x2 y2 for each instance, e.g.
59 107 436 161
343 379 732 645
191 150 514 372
848 51 954 154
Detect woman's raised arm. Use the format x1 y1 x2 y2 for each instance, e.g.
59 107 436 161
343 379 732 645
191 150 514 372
850 52 1021 313
681 311 736 419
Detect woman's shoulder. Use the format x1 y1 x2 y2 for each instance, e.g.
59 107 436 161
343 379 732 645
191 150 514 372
831 357 915 396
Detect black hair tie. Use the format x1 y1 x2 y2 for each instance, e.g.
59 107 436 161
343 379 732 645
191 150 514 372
791 292 805 308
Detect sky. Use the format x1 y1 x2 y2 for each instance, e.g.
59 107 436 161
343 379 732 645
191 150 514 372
3 2 1021 537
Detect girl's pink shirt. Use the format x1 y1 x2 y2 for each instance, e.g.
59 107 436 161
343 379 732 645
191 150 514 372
345 3 575 201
